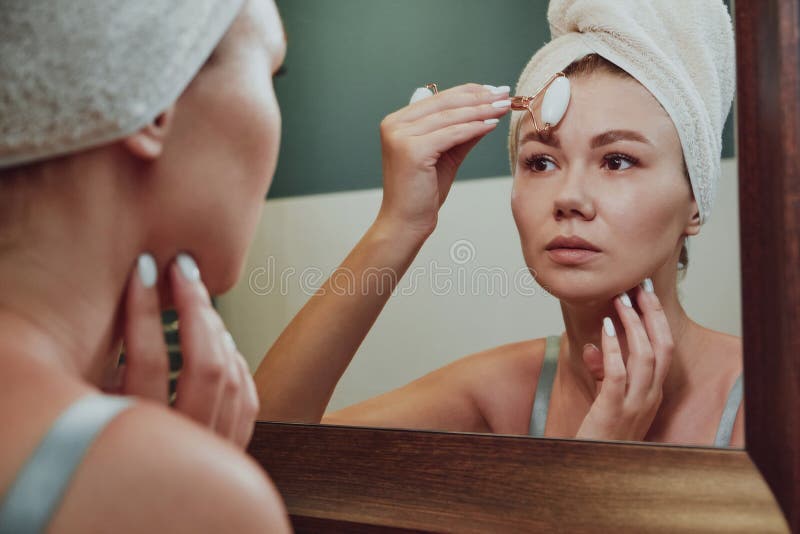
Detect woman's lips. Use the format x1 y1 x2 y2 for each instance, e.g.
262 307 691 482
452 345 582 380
544 235 601 266
546 248 601 265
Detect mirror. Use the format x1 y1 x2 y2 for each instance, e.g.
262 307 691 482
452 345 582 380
218 0 742 448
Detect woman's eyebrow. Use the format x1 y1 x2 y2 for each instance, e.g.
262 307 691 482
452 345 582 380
518 129 652 150
519 131 561 149
590 129 653 148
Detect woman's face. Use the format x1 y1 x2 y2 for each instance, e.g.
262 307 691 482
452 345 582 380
150 0 286 294
510 71 699 305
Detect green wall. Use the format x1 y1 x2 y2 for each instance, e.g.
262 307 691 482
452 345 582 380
271 0 735 199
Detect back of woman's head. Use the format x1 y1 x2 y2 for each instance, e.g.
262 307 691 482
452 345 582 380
0 1 245 169
0 0 287 294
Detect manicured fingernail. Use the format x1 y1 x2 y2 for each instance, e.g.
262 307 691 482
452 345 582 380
583 343 598 352
491 85 510 94
409 87 434 104
619 292 632 308
484 118 500 125
177 253 200 282
642 278 654 293
603 317 616 337
491 99 511 108
223 331 237 352
137 253 157 288
483 84 496 90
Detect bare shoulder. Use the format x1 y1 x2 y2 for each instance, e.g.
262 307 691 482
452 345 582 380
412 336 547 394
698 326 742 359
446 337 549 435
701 329 744 447
444 337 548 380
50 400 290 534
691 325 745 447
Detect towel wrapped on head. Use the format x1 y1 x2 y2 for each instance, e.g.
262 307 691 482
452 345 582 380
508 0 735 224
0 1 246 170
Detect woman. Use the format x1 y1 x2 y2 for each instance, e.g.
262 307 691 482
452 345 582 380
255 0 743 447
0 1 290 532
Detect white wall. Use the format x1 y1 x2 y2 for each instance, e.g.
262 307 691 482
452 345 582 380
218 159 741 411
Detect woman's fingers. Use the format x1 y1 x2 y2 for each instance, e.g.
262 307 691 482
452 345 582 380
212 332 243 440
232 352 259 448
119 252 253 449
578 282 674 441
582 343 604 381
394 83 509 125
597 317 626 407
635 279 674 386
422 120 502 156
171 253 228 427
399 99 511 137
121 253 170 403
613 290 656 400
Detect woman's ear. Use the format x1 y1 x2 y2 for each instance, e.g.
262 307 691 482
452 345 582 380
122 106 176 160
684 199 702 237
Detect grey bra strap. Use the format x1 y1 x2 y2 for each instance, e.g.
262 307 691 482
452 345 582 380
0 393 134 534
714 373 743 448
529 335 560 437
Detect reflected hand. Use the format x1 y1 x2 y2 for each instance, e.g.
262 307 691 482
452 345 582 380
576 280 674 441
110 253 260 449
377 83 511 238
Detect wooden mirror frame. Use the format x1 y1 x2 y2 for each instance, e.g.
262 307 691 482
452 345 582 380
247 1 798 530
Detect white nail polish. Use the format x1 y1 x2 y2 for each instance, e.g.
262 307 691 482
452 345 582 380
619 292 632 308
137 253 157 288
491 85 510 94
642 278 654 293
491 99 511 108
409 87 434 104
603 317 616 337
177 253 200 282
223 331 237 352
484 118 500 125
483 84 496 90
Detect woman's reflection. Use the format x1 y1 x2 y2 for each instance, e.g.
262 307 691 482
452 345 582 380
255 0 742 447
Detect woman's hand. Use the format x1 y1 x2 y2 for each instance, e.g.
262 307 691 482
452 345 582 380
377 83 511 239
111 253 259 449
576 279 674 441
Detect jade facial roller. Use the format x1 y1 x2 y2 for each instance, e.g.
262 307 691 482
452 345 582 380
511 72 571 137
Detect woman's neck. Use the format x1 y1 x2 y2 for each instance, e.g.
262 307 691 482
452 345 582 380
0 154 139 386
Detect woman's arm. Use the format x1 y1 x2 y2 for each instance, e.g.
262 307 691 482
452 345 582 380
322 338 545 434
255 218 428 423
255 83 512 423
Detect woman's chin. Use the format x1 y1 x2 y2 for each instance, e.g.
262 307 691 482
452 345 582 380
539 279 627 307
204 262 244 297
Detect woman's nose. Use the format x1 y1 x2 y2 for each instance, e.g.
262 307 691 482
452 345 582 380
552 171 596 221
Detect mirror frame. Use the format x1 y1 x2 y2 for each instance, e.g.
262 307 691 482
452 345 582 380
247 1 798 530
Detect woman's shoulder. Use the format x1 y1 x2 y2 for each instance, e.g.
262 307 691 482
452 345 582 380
0 365 289 534
450 336 550 375
48 398 290 533
693 325 742 368
443 336 554 434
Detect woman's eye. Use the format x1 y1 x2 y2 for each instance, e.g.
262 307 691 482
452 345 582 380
603 154 637 171
525 156 557 172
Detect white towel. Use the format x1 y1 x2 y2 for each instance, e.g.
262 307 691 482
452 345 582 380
508 0 735 224
0 1 245 169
